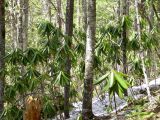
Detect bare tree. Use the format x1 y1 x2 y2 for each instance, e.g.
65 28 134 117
82 0 96 119
23 0 29 49
64 0 74 119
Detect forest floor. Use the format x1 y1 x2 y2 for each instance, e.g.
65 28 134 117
110 88 160 120
54 77 160 120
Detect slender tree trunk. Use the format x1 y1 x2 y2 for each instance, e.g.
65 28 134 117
23 0 29 50
135 0 153 103
82 0 87 31
142 55 152 103
56 0 62 30
10 0 18 49
64 0 74 119
146 1 154 78
82 0 96 119
149 0 154 31
42 0 51 22
135 0 141 40
77 0 81 29
122 0 128 74
117 0 121 20
122 0 128 95
17 0 29 111
17 0 24 50
0 0 5 114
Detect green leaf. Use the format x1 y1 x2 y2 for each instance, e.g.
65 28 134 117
109 71 115 88
54 71 70 86
94 72 109 85
116 83 124 99
103 81 110 92
113 71 129 89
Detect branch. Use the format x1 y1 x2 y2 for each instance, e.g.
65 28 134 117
152 3 160 22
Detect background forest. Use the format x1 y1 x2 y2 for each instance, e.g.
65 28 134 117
0 0 160 120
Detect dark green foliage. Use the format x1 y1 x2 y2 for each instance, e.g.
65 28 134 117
3 21 74 119
1 105 23 120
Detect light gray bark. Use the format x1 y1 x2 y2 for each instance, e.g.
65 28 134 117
23 0 29 50
77 0 81 29
135 0 141 41
42 0 51 21
141 55 153 103
17 0 24 50
10 0 18 49
82 0 96 119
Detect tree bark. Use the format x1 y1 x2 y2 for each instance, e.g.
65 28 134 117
64 0 74 119
122 0 129 96
17 0 24 50
82 0 96 119
77 0 81 29
10 0 18 49
142 55 152 103
0 0 5 114
135 0 141 40
23 0 29 50
42 0 51 22
56 0 62 30
82 0 87 31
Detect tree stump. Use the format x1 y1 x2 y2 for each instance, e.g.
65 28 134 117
23 96 41 120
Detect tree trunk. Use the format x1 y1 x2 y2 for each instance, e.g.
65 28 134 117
0 0 5 114
64 0 74 119
17 0 28 111
135 0 141 40
82 0 87 31
82 0 96 119
10 0 18 49
149 0 154 31
17 0 24 50
122 0 129 96
23 0 29 50
42 0 51 22
77 0 81 29
117 0 121 19
142 55 152 103
56 0 62 30
135 0 153 103
23 96 41 120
